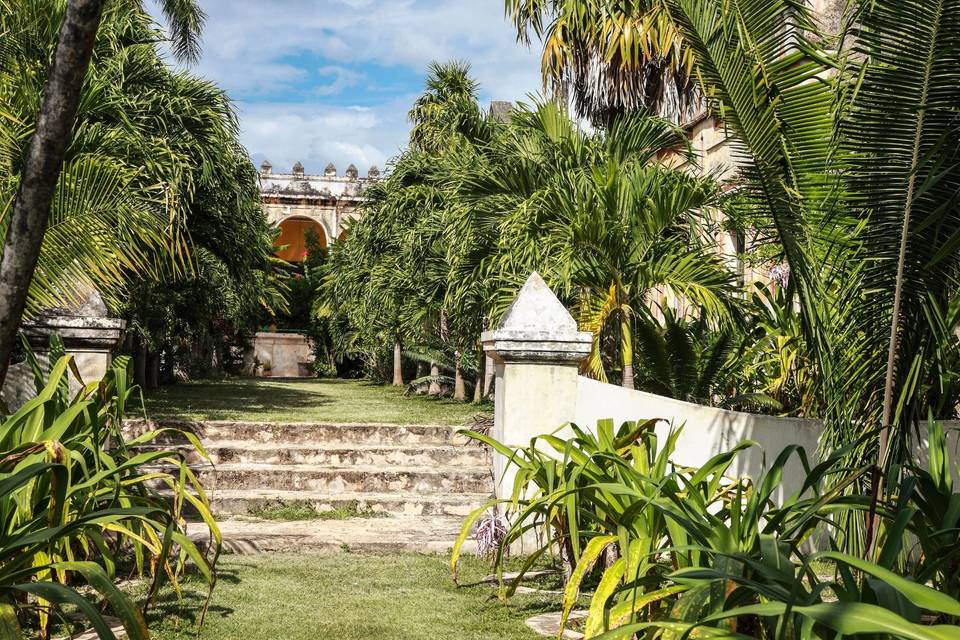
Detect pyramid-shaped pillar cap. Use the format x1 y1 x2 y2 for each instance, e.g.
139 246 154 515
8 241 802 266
481 272 593 364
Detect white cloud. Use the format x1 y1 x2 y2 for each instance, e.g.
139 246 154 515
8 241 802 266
151 0 545 169
240 99 411 174
314 66 366 96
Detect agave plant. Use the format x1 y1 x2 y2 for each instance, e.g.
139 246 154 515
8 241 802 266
0 342 219 638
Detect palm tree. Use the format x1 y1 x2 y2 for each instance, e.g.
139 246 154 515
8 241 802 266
662 0 960 555
408 61 481 154
458 101 734 387
0 0 205 388
505 0 697 123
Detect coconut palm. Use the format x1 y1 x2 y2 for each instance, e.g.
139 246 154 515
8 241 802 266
665 0 960 467
505 0 697 123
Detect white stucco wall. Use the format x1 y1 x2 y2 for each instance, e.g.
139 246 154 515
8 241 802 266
573 377 822 501
486 273 960 506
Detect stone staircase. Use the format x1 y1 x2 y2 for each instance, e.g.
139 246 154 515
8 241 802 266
126 419 493 554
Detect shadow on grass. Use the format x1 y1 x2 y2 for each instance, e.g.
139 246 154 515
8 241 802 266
145 567 240 629
144 379 334 421
140 376 493 425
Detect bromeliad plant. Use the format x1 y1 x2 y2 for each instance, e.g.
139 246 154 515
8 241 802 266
0 343 219 639
453 418 960 639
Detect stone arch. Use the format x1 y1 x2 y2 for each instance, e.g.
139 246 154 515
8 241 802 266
275 216 327 263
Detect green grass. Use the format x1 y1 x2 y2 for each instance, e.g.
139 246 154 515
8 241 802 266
246 500 386 521
139 553 559 640
141 377 491 425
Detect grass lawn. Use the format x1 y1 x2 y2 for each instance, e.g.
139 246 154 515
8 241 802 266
141 377 490 425
140 553 558 640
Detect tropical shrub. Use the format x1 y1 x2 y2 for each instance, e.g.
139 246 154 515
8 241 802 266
0 344 218 638
453 418 960 639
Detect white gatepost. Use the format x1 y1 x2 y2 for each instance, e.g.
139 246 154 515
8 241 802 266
481 273 592 499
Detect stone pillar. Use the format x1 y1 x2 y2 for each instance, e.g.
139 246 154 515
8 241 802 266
481 273 592 499
2 292 125 410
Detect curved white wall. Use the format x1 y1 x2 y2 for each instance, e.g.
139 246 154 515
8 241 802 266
574 377 822 501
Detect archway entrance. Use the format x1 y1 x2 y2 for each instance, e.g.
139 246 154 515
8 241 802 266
275 217 327 263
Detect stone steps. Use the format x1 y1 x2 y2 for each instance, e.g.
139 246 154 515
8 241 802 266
129 419 492 553
194 463 492 494
187 515 473 555
139 441 488 467
126 419 465 446
192 489 491 518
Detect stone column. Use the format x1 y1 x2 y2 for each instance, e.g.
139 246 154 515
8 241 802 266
481 273 592 499
2 292 125 410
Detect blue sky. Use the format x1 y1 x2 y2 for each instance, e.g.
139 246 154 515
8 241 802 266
152 0 544 174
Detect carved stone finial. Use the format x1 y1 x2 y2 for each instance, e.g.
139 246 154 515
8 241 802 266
260 159 273 175
292 161 304 176
489 100 514 122
367 165 381 179
324 162 337 177
345 163 358 179
481 272 592 364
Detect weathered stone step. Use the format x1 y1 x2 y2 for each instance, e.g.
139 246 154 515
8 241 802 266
196 463 493 494
125 419 469 446
188 516 476 555
197 489 492 518
140 441 489 468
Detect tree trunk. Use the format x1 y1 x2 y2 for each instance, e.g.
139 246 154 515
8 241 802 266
147 350 160 391
0 0 106 390
453 351 466 401
429 361 441 396
483 354 495 399
392 341 403 386
621 313 635 389
473 351 484 403
134 339 147 389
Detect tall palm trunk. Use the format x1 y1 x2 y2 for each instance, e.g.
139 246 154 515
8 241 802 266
621 312 634 389
429 361 441 395
0 0 106 390
392 340 403 386
453 350 466 401
473 348 484 403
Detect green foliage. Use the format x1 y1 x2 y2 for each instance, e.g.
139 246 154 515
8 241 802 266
663 0 960 470
327 67 737 392
0 1 280 382
0 1 197 316
633 308 783 412
504 0 697 123
454 419 960 638
0 347 219 638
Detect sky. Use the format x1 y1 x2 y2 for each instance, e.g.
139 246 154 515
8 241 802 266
150 0 544 175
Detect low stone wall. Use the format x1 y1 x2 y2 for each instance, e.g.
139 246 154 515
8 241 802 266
484 273 960 502
252 332 314 378
574 377 822 501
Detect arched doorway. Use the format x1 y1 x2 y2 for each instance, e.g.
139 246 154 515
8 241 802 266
275 217 327 263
